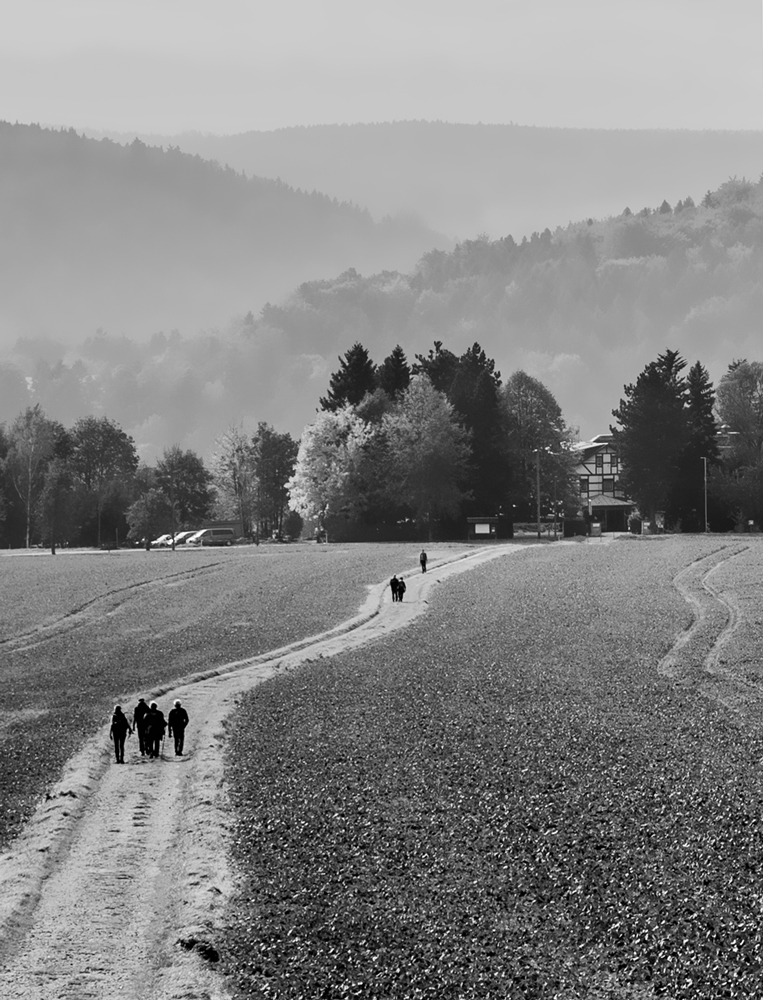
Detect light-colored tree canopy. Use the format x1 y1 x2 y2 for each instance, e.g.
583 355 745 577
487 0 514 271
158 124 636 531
381 374 471 530
5 404 59 547
287 407 372 526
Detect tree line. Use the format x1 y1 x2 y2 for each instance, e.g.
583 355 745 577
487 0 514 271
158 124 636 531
613 352 763 532
0 408 301 551
287 341 580 540
4 344 759 549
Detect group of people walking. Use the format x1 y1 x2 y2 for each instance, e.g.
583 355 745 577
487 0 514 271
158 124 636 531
389 551 428 603
109 698 189 763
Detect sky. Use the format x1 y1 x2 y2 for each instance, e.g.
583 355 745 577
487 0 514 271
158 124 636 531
1 0 761 135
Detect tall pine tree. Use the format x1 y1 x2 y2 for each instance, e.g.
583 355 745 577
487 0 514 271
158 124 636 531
376 345 411 399
612 350 688 526
666 361 719 530
320 343 377 411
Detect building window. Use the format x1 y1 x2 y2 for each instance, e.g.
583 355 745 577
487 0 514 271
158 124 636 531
602 477 615 494
579 476 589 495
595 454 603 471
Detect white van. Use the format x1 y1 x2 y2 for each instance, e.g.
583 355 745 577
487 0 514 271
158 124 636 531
186 528 236 547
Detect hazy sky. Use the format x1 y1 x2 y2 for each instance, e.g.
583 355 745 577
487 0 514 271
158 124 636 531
2 0 761 135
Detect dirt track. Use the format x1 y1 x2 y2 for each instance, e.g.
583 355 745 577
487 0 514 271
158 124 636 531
0 544 517 999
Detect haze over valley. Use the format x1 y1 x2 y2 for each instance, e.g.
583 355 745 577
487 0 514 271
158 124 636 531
83 121 763 243
1 1 761 460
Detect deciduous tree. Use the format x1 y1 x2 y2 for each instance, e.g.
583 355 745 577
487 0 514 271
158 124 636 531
156 446 214 539
37 457 76 554
4 405 60 547
381 375 471 536
210 425 256 535
126 465 172 544
69 415 138 546
287 408 372 534
712 359 763 525
250 423 299 539
502 371 578 519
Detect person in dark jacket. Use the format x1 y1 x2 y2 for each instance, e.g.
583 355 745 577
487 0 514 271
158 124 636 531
144 701 166 758
133 697 150 756
419 549 428 573
397 576 407 601
389 575 400 602
109 705 132 764
167 699 189 756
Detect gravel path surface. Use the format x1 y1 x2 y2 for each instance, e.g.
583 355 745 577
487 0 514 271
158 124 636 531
0 544 516 999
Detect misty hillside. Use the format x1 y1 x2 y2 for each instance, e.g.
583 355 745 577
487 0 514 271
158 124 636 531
1 174 761 461
0 122 446 343
84 121 763 241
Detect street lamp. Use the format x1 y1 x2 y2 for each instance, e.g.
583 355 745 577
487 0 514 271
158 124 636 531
701 456 708 533
534 446 566 541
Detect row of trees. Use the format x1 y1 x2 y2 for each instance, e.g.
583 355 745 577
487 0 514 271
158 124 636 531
613 353 763 531
0 408 300 550
289 341 580 538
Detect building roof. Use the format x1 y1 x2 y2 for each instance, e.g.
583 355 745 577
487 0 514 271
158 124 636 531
587 493 634 509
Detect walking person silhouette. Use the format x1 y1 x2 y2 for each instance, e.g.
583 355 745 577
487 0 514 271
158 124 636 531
109 705 132 764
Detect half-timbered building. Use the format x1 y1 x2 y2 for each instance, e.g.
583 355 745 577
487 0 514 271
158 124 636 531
573 433 635 531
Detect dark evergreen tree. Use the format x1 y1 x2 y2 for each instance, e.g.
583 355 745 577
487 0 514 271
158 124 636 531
415 341 507 516
376 345 411 399
611 350 688 526
448 344 506 514
412 341 459 395
319 342 377 411
666 362 719 531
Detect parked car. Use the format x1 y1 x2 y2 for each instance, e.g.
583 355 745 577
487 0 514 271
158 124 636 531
150 533 174 548
172 530 198 546
186 527 236 546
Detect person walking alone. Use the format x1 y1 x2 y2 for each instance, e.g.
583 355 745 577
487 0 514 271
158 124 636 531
133 697 149 756
167 699 189 756
144 701 166 758
109 705 132 764
419 549 428 573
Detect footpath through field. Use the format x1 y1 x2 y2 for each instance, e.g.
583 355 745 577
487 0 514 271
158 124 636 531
0 543 526 1000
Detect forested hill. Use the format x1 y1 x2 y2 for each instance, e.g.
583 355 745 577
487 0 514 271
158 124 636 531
257 175 763 439
84 121 763 242
0 122 446 344
1 173 761 461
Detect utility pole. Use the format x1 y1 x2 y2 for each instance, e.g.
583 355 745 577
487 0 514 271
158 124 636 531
702 456 708 532
535 448 541 540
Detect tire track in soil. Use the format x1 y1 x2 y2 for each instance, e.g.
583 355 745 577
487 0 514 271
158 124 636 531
0 561 225 655
658 542 763 719
0 544 521 1000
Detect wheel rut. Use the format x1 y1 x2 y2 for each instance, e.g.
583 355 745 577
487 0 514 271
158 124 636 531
0 561 225 655
658 542 762 718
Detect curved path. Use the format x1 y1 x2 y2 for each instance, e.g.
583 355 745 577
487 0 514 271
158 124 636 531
0 544 517 1000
